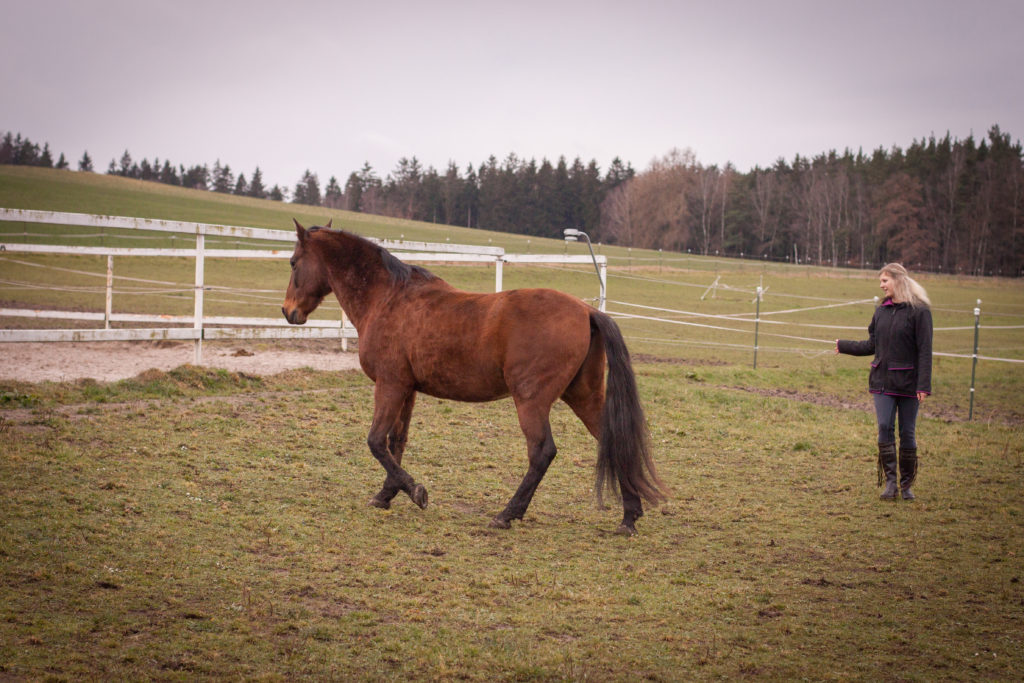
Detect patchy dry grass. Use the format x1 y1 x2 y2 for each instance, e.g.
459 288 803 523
2 364 1022 680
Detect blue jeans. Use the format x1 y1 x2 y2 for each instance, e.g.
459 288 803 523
873 393 919 448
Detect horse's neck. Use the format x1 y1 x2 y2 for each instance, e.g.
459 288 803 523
325 248 393 329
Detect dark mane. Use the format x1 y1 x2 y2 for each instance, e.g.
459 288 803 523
378 245 437 283
311 225 437 284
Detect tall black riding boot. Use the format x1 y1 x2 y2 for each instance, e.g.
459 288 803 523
899 447 918 500
878 442 898 500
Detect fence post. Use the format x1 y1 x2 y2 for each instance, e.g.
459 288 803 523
753 286 762 369
701 275 720 301
105 255 113 330
969 299 981 420
194 226 205 365
495 257 504 293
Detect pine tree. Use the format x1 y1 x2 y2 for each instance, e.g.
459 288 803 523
292 176 307 205
181 164 209 190
212 160 234 193
461 164 479 227
119 150 133 176
293 170 321 206
344 172 363 211
234 174 248 196
78 151 93 172
14 135 40 165
0 132 13 164
248 167 266 199
56 153 69 170
39 143 54 167
159 160 178 185
357 163 382 214
605 157 635 188
324 175 343 208
440 162 463 226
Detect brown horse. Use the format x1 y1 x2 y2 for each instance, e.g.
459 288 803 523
281 220 666 534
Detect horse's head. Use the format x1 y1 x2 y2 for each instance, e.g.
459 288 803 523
282 219 333 325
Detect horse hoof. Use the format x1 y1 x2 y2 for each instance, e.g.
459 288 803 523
615 523 638 536
369 495 391 510
411 484 428 510
489 518 511 530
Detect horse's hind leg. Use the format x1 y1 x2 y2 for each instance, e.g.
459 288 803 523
491 399 557 529
561 324 606 439
370 391 417 509
562 348 643 535
367 383 428 510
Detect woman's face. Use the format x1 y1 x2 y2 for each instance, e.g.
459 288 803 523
879 272 896 300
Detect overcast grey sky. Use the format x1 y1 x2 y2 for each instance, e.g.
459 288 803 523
3 0 1022 191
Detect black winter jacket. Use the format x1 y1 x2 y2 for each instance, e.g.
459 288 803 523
837 299 933 397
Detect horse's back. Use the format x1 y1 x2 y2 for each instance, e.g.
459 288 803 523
488 287 592 352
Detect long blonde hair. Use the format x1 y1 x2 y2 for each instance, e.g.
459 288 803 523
881 263 931 308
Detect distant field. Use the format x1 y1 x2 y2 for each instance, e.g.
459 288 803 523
1 164 1022 679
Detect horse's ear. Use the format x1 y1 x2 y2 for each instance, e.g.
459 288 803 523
325 218 333 229
293 219 307 244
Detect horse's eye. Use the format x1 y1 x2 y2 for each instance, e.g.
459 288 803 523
289 258 297 269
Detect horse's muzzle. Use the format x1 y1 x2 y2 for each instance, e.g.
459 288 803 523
282 306 306 325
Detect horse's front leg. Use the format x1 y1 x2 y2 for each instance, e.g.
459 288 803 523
369 391 418 509
367 382 427 510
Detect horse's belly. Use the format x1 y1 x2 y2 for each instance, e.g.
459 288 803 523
412 361 509 403
418 382 509 403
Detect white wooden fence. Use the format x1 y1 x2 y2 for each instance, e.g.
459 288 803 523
0 209 607 363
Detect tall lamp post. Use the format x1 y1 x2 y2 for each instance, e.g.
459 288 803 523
563 228 606 311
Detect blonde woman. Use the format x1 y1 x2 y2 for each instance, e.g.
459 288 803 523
836 263 933 500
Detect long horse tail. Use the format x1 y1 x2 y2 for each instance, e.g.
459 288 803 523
590 310 668 508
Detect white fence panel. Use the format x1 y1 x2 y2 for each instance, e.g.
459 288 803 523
1 210 608 363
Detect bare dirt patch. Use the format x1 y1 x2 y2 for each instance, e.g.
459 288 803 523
1 340 361 383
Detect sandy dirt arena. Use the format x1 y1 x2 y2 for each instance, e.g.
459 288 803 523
1 341 362 383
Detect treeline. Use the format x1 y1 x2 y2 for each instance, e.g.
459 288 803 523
0 133 70 169
0 132 290 201
98 150 294 202
602 126 1022 277
338 155 636 237
3 126 1021 275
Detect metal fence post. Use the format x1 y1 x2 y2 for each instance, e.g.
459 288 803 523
753 286 762 369
969 299 981 420
599 261 607 312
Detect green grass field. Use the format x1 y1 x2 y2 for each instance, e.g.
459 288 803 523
2 166 1023 680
